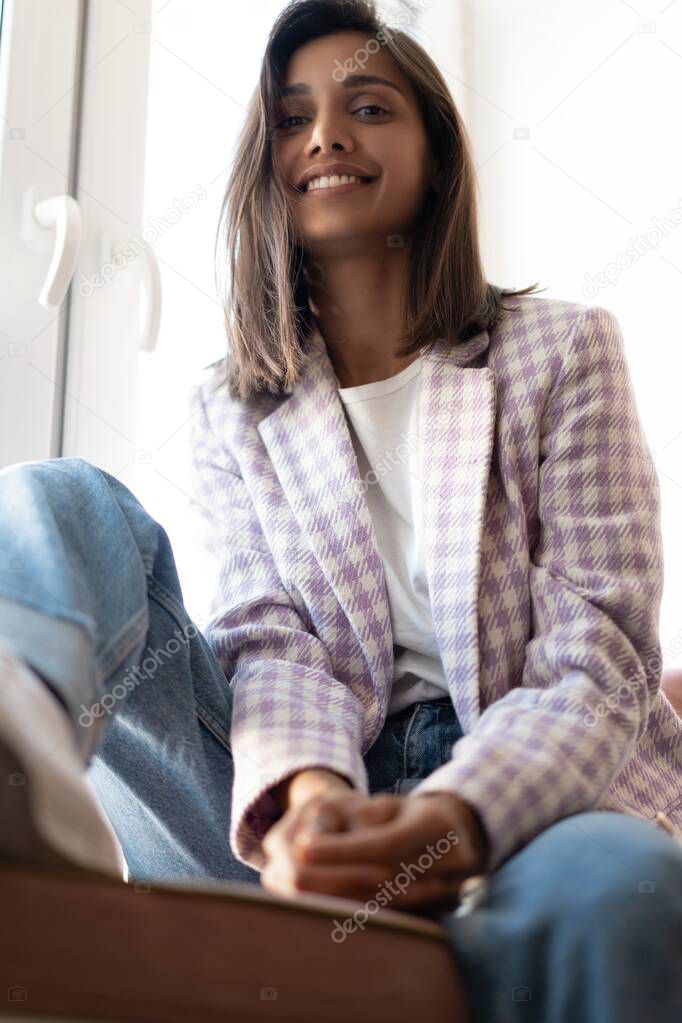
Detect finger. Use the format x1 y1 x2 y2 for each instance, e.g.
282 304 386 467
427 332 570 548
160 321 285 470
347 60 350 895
294 789 378 836
263 801 345 861
384 876 461 913
295 795 399 851
296 799 346 837
346 795 401 830
297 814 427 864
261 858 392 901
301 800 465 867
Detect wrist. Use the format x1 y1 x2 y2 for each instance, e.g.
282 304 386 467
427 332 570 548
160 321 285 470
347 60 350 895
272 768 352 813
418 791 491 873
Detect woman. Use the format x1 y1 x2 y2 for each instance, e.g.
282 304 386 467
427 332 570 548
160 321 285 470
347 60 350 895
0 1 680 1020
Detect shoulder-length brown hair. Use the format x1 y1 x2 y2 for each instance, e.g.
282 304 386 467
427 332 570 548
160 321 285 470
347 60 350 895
215 0 543 402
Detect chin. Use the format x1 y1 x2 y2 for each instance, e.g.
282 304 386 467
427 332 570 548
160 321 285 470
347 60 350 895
300 218 402 246
298 227 377 250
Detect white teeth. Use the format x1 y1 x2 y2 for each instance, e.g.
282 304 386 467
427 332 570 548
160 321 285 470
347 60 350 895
305 173 367 192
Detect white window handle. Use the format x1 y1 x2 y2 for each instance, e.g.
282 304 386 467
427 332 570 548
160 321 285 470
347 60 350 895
99 232 162 353
138 245 162 353
33 195 82 308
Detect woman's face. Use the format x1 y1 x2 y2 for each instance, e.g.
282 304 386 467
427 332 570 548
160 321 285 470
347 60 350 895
271 30 436 256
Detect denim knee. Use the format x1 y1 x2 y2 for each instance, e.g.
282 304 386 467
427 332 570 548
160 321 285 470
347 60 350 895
43 458 164 571
3 455 100 482
513 811 682 938
446 811 682 1020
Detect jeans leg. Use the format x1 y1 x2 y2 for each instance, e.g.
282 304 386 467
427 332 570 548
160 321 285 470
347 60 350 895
363 704 417 795
363 697 463 796
441 810 682 1022
0 457 260 886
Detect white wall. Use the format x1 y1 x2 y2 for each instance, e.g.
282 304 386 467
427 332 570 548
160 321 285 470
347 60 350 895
422 0 682 665
127 1 291 624
130 0 682 666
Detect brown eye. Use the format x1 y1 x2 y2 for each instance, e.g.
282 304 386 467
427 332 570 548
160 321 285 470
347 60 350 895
353 105 389 117
276 115 307 130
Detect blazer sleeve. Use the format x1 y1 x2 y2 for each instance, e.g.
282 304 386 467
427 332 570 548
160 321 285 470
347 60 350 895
409 305 665 871
188 377 370 871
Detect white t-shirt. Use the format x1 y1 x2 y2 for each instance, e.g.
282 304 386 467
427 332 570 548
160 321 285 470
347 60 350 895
336 355 449 716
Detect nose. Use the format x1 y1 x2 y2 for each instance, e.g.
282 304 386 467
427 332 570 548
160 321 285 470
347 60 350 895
305 107 355 157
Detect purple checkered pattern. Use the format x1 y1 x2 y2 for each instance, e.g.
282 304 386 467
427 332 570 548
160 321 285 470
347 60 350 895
189 295 682 872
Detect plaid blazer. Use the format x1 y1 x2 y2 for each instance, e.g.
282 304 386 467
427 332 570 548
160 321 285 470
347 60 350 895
189 295 682 872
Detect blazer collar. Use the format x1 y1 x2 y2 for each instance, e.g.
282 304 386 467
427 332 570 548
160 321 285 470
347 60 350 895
257 322 496 735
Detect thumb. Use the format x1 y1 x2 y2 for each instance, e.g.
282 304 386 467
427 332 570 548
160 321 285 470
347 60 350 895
346 795 401 831
295 800 345 845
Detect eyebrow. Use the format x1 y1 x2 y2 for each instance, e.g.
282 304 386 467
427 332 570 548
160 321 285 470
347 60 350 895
279 74 404 100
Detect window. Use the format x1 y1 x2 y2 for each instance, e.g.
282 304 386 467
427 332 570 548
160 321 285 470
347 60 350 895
2 1 680 661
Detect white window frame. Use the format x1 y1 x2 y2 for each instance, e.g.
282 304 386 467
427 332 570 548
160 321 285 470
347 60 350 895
0 0 84 466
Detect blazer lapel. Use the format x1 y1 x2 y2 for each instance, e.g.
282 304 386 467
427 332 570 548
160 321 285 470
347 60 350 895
257 322 495 735
257 326 394 717
419 333 496 734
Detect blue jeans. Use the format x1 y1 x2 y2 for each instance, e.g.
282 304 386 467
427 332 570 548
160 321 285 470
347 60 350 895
1 457 680 1023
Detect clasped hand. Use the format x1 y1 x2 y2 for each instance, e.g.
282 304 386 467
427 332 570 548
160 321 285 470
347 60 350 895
260 788 490 914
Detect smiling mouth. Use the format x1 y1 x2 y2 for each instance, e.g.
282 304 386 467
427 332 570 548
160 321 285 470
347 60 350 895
297 176 378 196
